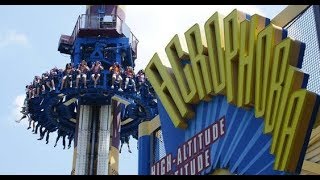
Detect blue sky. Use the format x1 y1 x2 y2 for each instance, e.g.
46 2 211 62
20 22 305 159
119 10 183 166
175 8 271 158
0 5 286 175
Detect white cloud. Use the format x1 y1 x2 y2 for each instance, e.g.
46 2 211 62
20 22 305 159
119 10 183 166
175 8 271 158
125 5 264 71
0 30 30 48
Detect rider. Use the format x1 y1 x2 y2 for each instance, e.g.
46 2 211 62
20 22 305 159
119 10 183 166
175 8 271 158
18 87 30 124
54 129 67 149
67 131 74 149
45 69 56 92
37 126 46 140
41 72 48 93
124 66 136 92
32 76 41 97
136 69 147 93
27 83 34 99
109 62 123 92
119 135 132 153
61 63 74 90
91 61 104 88
21 85 35 131
76 60 90 88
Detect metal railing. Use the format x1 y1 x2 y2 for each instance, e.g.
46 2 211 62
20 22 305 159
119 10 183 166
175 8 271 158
68 14 139 54
70 15 81 44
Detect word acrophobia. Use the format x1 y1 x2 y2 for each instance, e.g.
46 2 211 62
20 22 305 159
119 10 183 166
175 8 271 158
146 9 319 173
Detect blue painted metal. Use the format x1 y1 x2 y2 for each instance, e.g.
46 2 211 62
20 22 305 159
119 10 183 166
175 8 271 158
138 135 151 175
24 79 158 145
155 95 294 175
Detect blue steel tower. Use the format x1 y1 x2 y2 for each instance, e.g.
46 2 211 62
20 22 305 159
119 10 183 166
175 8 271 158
57 5 142 175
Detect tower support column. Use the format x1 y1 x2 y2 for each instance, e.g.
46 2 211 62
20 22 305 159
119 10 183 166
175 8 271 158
72 102 121 175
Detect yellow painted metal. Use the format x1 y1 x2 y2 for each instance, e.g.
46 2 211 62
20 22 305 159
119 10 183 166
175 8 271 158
138 116 161 137
271 5 310 27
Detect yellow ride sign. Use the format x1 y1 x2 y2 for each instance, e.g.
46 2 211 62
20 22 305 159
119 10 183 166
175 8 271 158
145 9 319 173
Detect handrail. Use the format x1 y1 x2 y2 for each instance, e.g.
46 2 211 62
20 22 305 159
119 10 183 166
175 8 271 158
70 15 81 44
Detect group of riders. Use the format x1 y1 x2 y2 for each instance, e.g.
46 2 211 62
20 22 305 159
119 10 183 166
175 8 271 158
25 60 148 99
19 59 150 152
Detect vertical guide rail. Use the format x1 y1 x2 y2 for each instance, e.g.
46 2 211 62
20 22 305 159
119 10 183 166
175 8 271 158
72 101 123 175
71 104 80 175
97 105 112 175
75 105 92 175
88 106 99 175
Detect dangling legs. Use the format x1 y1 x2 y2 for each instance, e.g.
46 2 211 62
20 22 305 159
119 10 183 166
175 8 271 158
62 135 66 149
41 84 46 94
38 126 45 140
125 78 129 89
131 78 136 92
46 130 50 144
36 87 40 97
68 133 74 149
82 74 87 88
76 75 80 88
27 119 32 130
32 121 36 132
68 75 73 88
95 74 100 87
51 79 55 91
34 122 40 134
54 132 61 147
32 88 36 98
91 74 96 87
118 75 123 92
29 90 32 99
127 143 132 153
111 74 116 89
46 82 52 91
61 76 66 90
119 142 123 153
125 136 132 153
